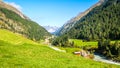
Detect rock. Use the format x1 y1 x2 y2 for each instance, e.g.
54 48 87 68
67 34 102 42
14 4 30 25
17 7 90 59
74 50 93 59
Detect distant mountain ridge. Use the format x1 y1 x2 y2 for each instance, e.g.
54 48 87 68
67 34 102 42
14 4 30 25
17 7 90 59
0 1 50 41
43 26 59 34
55 0 107 36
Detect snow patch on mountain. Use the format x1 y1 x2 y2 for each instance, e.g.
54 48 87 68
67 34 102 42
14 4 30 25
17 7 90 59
43 26 59 33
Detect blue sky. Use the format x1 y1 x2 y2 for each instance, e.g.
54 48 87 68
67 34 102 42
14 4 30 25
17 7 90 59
4 0 99 27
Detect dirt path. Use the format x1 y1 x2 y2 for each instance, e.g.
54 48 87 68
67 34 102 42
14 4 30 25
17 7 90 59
48 44 120 65
48 45 66 52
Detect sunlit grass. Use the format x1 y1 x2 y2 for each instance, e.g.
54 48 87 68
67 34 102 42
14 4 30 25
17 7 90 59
0 29 38 45
70 39 120 48
0 29 119 68
70 39 98 48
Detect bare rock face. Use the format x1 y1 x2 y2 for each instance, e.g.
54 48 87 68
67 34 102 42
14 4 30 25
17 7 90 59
0 11 24 33
56 0 107 35
0 1 28 34
0 1 29 20
74 50 94 59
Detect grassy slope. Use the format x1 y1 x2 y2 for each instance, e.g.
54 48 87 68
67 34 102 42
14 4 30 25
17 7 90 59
0 29 119 68
70 39 120 48
0 30 37 45
70 39 98 48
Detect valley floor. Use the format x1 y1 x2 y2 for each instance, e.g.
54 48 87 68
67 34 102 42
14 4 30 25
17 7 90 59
0 29 120 68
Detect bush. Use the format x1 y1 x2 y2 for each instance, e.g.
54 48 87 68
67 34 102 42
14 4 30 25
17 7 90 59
98 39 120 61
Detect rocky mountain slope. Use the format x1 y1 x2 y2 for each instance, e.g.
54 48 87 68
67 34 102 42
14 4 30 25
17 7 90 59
0 1 50 41
0 1 28 19
64 0 120 40
56 0 107 36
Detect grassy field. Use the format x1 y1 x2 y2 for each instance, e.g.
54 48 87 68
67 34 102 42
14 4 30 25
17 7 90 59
0 29 38 45
70 39 98 48
70 39 120 48
0 29 120 68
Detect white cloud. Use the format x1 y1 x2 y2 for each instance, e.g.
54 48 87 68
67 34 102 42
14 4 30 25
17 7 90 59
5 2 22 11
48 28 55 33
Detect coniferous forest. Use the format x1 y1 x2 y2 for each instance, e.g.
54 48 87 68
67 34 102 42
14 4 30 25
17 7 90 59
0 7 51 41
52 0 120 62
65 0 120 41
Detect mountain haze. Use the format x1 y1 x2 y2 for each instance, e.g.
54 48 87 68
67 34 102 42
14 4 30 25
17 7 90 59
43 26 59 34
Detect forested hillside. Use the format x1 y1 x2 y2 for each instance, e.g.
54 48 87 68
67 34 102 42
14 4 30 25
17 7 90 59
55 0 106 36
0 2 50 41
64 0 120 41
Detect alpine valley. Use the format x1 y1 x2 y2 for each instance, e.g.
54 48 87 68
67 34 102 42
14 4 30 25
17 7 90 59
0 0 120 68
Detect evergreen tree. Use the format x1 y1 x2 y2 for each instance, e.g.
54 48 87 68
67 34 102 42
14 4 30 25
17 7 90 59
64 0 120 41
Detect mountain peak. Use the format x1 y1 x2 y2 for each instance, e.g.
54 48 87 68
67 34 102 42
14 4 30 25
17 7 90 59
43 26 59 33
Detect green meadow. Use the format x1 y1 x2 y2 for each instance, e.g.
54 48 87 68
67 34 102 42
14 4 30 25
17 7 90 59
70 39 120 48
0 29 119 68
70 39 98 48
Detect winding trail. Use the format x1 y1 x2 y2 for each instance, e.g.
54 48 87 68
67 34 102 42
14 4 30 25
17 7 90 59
48 45 120 65
48 45 66 52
